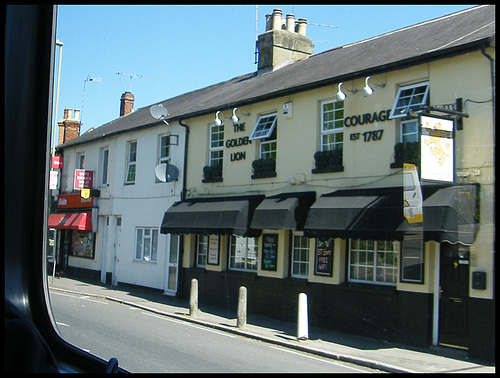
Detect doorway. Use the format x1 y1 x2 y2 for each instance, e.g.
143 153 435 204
164 234 180 296
439 243 470 349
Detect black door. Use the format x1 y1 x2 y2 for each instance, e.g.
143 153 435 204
439 243 469 348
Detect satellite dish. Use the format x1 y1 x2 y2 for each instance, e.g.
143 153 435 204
150 104 169 124
155 163 179 183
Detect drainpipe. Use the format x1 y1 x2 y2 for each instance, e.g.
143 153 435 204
175 119 190 299
480 43 495 131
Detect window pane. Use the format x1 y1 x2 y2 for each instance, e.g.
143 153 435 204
250 113 277 140
136 229 143 260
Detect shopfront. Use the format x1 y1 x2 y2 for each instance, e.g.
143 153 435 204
48 193 98 278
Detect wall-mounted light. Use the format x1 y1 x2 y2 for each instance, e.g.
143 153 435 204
214 111 223 126
231 108 239 124
363 76 385 97
336 83 346 101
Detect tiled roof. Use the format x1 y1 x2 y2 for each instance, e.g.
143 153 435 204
58 5 494 149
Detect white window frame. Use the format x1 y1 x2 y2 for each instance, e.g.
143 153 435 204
76 152 85 169
196 235 208 267
229 236 258 272
125 141 137 184
209 123 224 167
291 232 310 279
321 99 344 152
348 239 398 286
158 134 170 165
400 119 419 143
390 81 430 119
135 227 158 263
100 148 109 187
249 112 277 140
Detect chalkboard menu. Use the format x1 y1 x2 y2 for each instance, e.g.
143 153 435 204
315 238 333 276
261 233 278 271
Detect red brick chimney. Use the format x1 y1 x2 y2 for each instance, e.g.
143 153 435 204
120 91 134 117
58 108 82 145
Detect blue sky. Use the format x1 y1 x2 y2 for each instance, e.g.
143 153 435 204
53 4 475 139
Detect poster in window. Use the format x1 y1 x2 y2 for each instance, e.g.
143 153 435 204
261 233 278 271
207 235 220 265
315 238 333 276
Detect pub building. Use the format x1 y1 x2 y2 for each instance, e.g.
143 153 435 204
54 6 494 362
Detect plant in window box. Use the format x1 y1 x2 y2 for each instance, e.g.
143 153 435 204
392 142 420 167
251 158 276 178
202 163 223 182
312 149 343 173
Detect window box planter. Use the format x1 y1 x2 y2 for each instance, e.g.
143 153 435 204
202 163 223 183
251 158 276 179
312 149 344 174
390 142 420 169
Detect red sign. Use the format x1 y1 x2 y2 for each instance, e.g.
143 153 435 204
56 193 94 209
74 169 94 190
51 156 64 169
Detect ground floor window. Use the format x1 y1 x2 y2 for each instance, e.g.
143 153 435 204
292 233 310 278
349 239 398 285
71 231 95 259
135 227 158 262
229 236 258 272
196 235 208 267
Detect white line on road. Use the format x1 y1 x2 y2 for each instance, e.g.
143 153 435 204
268 345 368 372
51 291 109 305
140 311 236 338
56 321 70 327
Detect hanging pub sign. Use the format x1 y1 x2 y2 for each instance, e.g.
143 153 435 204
315 238 333 276
74 169 94 190
51 156 64 169
420 115 454 182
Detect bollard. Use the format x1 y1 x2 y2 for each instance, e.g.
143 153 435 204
189 278 198 317
237 286 247 328
297 292 308 340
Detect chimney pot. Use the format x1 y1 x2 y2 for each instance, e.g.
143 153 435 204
73 109 80 121
297 18 307 36
286 14 295 32
272 9 282 30
64 108 72 119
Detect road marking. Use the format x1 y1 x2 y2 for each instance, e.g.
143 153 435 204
51 291 108 305
268 345 368 372
56 321 70 327
140 311 236 338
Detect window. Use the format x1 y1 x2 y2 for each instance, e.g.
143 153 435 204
196 235 208 267
126 141 137 184
158 134 170 165
259 124 277 160
76 152 85 169
321 100 344 152
100 148 109 186
209 123 224 167
292 233 310 278
229 236 258 271
349 239 398 285
249 113 277 140
401 119 419 143
390 81 430 119
135 227 158 262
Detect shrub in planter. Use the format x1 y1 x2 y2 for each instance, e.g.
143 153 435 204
203 163 222 180
314 149 343 169
394 142 420 164
252 158 275 175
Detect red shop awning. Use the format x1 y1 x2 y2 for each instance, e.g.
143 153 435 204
48 211 92 231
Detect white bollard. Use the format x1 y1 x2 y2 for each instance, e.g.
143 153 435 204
297 292 309 340
237 286 247 328
189 278 198 317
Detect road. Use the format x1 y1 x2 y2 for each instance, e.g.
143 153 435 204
49 291 376 373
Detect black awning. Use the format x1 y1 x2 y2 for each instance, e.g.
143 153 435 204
304 184 480 244
304 187 405 240
250 191 316 230
160 195 264 237
420 183 479 245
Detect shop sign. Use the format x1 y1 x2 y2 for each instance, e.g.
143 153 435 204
345 109 391 143
57 193 94 209
51 156 64 169
261 233 278 271
420 115 454 182
49 170 59 190
226 123 252 162
74 169 94 190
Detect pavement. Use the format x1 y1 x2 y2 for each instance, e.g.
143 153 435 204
47 276 495 374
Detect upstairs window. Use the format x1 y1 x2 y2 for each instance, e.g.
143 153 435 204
158 134 170 165
321 100 344 152
209 123 224 167
100 148 109 186
390 81 430 119
249 113 277 140
126 141 137 184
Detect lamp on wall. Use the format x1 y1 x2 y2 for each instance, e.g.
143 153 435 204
231 107 239 124
363 76 385 97
214 111 223 126
336 83 346 101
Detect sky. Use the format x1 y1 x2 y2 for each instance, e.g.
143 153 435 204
53 4 476 141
